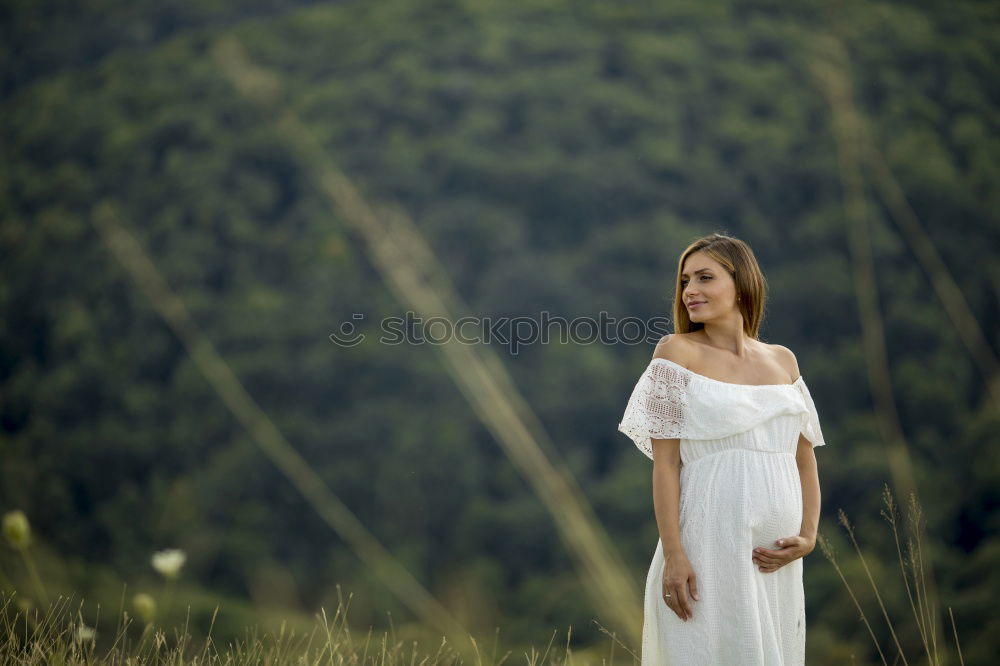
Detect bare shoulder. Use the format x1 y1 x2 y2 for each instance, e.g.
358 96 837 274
652 333 695 365
766 343 801 382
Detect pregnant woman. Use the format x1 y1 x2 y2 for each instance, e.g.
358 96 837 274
618 233 826 665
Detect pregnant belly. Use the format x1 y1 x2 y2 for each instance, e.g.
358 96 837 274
679 449 803 551
747 453 803 548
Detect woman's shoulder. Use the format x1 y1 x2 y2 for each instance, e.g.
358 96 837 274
763 342 802 382
652 332 696 364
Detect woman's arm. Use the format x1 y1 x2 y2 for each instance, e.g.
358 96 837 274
653 437 699 620
774 344 821 552
753 438 821 572
652 437 685 555
795 435 820 553
643 335 698 618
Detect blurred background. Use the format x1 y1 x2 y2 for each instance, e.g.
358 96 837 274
1 0 997 663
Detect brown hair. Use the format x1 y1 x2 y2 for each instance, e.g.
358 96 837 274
672 233 767 339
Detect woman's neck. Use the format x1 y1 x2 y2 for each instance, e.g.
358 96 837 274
698 320 751 358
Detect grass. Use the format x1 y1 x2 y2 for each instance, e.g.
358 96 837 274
0 586 636 665
0 589 584 665
0 483 970 665
815 483 966 666
0 588 465 665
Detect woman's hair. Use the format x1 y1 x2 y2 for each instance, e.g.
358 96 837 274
672 233 767 339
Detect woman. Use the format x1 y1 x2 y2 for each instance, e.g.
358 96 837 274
618 233 826 665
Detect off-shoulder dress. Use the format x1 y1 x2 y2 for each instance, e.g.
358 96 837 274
617 357 826 666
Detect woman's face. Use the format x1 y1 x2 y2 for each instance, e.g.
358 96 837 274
680 251 739 322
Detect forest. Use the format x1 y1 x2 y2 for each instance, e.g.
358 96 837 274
1 0 997 663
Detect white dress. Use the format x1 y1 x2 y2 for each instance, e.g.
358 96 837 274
617 357 826 666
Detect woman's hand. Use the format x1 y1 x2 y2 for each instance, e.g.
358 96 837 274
662 550 699 621
752 535 816 573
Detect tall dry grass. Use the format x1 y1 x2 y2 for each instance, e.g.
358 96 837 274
816 483 965 666
0 589 460 665
0 588 634 666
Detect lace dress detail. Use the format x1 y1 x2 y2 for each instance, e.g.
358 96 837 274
619 358 826 460
617 357 827 665
617 359 691 458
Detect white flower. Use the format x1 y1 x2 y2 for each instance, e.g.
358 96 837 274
151 549 186 579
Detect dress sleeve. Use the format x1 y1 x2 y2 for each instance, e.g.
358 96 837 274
796 378 826 448
617 360 691 460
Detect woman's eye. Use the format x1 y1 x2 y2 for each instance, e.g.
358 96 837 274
701 275 712 280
